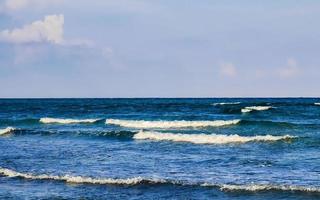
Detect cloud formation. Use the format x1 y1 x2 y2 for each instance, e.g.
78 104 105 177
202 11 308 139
1 0 60 11
278 58 300 78
219 62 237 77
0 14 64 44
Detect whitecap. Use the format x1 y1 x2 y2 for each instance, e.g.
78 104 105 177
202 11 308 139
217 183 320 193
241 106 272 113
106 119 241 129
213 102 241 106
1 167 319 193
0 167 166 185
40 118 99 124
0 127 16 135
133 130 295 144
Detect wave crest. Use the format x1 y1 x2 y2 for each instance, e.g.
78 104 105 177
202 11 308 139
40 118 100 124
213 102 241 106
1 167 319 193
315 103 320 106
106 119 241 129
133 131 295 144
217 184 320 193
0 167 166 185
0 127 16 135
241 106 272 113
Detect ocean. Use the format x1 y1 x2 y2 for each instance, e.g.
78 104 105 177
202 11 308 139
0 98 320 199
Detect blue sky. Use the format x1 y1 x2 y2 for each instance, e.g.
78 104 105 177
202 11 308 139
0 0 319 97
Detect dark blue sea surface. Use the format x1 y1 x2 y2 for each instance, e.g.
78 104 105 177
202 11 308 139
0 98 320 199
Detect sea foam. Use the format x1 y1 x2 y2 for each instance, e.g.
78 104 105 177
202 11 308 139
0 167 166 185
106 119 241 129
1 167 319 193
241 106 272 113
0 127 16 135
315 103 320 106
40 118 99 124
213 102 241 106
205 183 320 193
133 131 295 144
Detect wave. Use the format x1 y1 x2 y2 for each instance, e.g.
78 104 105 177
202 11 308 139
213 102 241 106
0 127 16 135
1 167 319 193
205 183 320 193
241 106 272 113
40 118 100 124
133 131 295 144
106 119 241 129
0 167 166 185
315 103 320 106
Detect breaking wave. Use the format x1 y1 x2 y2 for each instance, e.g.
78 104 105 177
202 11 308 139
213 102 241 106
315 103 320 106
40 118 100 124
0 127 16 135
241 106 272 113
1 167 319 193
0 167 167 185
206 183 320 193
106 119 241 129
133 131 295 144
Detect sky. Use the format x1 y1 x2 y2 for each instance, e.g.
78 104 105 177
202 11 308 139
0 0 319 97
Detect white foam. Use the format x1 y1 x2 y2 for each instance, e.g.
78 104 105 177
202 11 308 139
213 102 241 106
217 184 320 193
1 167 318 193
241 106 272 113
0 167 165 185
315 103 320 106
40 118 99 124
106 119 241 129
0 127 16 135
133 131 295 144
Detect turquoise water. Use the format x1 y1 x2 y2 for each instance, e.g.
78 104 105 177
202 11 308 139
0 98 320 199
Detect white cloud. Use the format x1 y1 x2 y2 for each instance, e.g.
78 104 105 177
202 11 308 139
219 62 237 77
278 58 300 78
0 14 64 44
1 0 61 11
4 0 28 11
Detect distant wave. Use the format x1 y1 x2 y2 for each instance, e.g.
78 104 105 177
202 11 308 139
241 106 272 113
0 127 16 135
0 167 166 185
133 131 295 144
40 118 100 124
106 119 241 129
1 167 319 193
315 103 320 106
213 102 241 106
205 183 320 193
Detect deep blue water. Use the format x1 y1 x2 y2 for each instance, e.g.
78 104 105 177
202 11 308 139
0 98 320 199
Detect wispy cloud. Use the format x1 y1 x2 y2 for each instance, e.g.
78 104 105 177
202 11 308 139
0 0 61 12
0 14 64 44
219 62 237 77
278 58 300 78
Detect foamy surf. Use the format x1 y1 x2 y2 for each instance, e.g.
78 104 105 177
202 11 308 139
205 183 320 193
213 102 241 106
40 118 100 124
315 103 320 106
241 106 272 113
106 119 241 129
0 167 166 185
0 127 16 135
133 131 295 144
1 167 319 193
